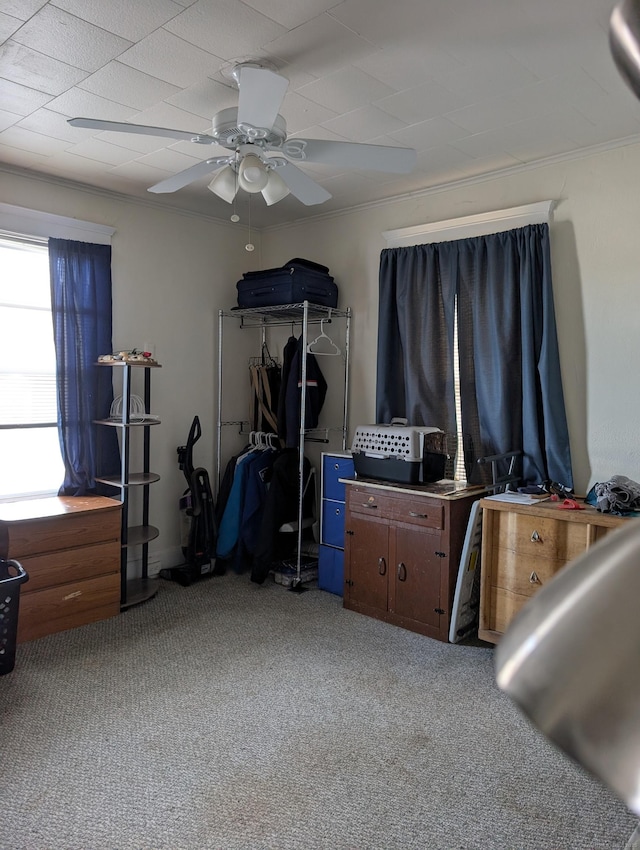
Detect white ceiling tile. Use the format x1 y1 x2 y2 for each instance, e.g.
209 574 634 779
168 138 229 159
45 89 138 121
442 150 523 182
0 0 47 21
0 142 49 169
448 129 514 160
506 26 605 81
0 107 20 131
94 131 169 155
284 123 348 145
135 147 215 175
330 0 462 51
117 28 224 88
164 0 285 61
501 131 580 164
264 15 377 78
414 143 475 174
280 91 338 135
388 115 469 150
50 0 184 42
240 0 341 29
0 124 70 155
39 150 113 183
353 45 464 91
0 40 89 95
17 107 94 142
65 137 140 166
131 102 210 134
376 79 472 125
107 159 173 185
0 10 20 41
11 6 132 73
444 86 562 136
78 63 181 111
0 78 53 116
298 67 395 113
321 105 405 142
435 54 539 100
165 78 237 120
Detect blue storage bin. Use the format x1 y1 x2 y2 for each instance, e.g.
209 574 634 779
322 501 347 548
322 454 354 502
318 545 344 596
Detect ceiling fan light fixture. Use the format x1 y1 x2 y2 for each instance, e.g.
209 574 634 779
261 169 290 205
238 154 269 193
208 166 238 203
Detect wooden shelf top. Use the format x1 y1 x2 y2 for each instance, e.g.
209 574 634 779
0 495 122 524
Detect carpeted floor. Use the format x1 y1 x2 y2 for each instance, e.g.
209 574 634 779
0 573 637 850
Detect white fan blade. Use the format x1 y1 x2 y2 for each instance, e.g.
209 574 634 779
68 117 217 144
284 138 417 173
148 158 229 194
237 66 288 131
276 162 331 206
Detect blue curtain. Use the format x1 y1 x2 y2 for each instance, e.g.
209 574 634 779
49 238 120 495
376 223 573 489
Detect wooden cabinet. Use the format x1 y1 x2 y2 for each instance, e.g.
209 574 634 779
343 480 483 641
0 496 122 643
478 497 628 644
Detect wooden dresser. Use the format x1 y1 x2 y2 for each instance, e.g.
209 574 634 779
478 497 629 644
0 496 122 643
343 479 484 641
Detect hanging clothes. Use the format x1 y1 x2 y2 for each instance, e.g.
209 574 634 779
282 335 328 448
249 363 281 433
277 335 299 442
250 448 313 585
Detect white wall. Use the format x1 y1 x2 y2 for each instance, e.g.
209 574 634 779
0 170 260 570
261 141 640 496
3 138 640 568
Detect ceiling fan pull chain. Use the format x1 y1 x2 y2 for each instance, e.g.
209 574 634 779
246 195 254 252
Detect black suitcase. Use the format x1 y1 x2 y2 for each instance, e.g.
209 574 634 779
236 258 338 309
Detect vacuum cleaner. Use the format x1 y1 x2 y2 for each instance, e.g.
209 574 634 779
160 415 221 586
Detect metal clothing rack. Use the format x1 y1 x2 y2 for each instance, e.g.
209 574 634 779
216 300 351 591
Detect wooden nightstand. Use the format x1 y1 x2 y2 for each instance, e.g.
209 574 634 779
478 497 629 644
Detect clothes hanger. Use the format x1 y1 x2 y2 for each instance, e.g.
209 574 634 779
306 318 341 356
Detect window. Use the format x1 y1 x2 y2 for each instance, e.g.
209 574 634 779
0 235 65 498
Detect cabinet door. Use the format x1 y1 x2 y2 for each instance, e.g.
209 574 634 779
344 513 389 612
389 524 441 629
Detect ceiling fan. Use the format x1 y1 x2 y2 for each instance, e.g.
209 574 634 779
68 63 417 207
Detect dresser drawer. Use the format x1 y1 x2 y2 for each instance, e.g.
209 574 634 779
8 509 120 557
347 485 397 517
17 572 120 642
386 494 444 530
494 511 589 563
20 540 120 593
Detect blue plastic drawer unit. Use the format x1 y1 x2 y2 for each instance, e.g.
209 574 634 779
319 452 354 596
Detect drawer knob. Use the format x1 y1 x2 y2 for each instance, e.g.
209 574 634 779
363 502 378 509
378 557 387 576
409 511 428 518
529 571 541 584
334 463 340 470
530 530 542 543
397 562 407 582
335 508 341 516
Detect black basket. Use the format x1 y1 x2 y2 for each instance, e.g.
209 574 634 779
0 559 29 676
